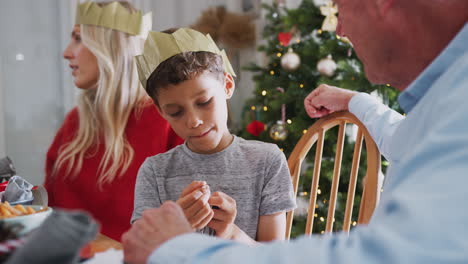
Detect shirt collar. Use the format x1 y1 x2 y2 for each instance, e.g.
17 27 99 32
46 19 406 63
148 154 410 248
398 23 468 113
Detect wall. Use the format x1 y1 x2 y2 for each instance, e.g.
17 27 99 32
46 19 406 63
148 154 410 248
0 0 67 184
0 56 5 158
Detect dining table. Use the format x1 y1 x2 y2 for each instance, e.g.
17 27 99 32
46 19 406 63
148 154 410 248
81 233 123 258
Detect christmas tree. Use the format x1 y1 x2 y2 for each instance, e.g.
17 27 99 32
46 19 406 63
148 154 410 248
238 0 401 238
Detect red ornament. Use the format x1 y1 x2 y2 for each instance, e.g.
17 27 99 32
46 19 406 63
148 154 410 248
247 120 265 137
278 32 292 46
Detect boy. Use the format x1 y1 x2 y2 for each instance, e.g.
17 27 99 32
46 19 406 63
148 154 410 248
131 28 295 244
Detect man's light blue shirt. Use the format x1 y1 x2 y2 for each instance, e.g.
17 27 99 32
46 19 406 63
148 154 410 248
149 23 468 264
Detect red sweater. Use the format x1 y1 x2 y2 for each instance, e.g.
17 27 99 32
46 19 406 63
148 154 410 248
44 103 183 241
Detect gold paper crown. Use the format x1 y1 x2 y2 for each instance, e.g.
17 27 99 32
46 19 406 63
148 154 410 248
76 1 152 36
135 28 236 89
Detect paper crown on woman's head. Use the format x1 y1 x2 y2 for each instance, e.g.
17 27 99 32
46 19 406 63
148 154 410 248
135 28 236 89
75 1 152 36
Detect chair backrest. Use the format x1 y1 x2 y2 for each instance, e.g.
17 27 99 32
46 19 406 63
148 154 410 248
285 111 381 239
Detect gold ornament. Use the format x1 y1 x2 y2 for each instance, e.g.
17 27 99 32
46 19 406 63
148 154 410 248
269 121 288 141
317 55 337 77
320 1 338 32
135 28 236 89
76 1 152 36
280 48 301 71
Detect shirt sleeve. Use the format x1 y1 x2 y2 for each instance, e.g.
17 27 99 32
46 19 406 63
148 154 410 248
131 158 161 223
150 229 383 264
148 234 237 264
348 93 405 162
259 148 296 215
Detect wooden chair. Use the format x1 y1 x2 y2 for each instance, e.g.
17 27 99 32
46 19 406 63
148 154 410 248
285 111 381 239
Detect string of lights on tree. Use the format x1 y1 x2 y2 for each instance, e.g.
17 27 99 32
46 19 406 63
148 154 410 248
238 0 400 237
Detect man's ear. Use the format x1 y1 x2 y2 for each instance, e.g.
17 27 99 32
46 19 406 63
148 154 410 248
224 73 235 99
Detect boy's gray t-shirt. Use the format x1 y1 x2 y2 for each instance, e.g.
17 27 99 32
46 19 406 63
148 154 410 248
131 136 296 239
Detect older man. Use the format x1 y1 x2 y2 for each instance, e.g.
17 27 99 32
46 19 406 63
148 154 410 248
123 0 468 263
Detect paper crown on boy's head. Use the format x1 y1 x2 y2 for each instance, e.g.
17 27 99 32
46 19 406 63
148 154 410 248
135 28 236 89
75 1 152 36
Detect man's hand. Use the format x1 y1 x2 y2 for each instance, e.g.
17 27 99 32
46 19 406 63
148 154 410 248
207 191 237 239
177 181 214 230
122 201 192 264
304 84 357 118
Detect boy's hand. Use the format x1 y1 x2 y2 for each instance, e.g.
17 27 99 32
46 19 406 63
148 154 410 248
207 191 237 239
176 181 214 230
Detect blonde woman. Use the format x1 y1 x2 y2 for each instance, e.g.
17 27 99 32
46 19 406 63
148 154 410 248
44 1 182 241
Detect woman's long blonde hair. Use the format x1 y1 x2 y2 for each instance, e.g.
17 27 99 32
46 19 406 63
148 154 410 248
53 2 149 187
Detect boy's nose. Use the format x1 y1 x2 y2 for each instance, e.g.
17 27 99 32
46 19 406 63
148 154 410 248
187 115 203 129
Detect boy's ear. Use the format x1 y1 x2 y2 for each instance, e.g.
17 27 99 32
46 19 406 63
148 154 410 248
224 73 235 99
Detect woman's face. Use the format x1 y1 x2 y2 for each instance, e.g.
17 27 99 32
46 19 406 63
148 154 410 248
63 25 99 89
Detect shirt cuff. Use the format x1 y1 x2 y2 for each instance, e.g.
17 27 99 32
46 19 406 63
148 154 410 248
148 233 235 264
349 92 380 119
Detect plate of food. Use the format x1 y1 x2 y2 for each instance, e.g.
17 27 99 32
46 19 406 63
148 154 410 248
0 202 53 235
